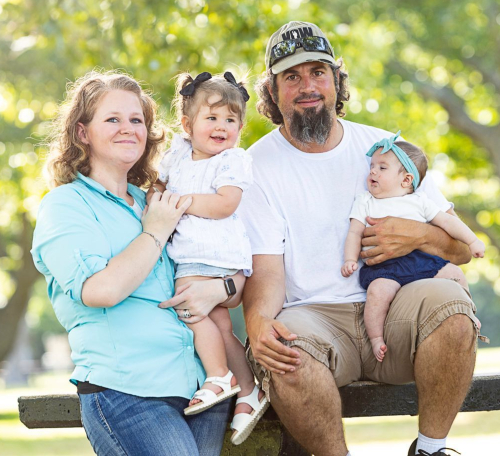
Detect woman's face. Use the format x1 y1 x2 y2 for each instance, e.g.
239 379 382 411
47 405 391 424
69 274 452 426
78 89 147 174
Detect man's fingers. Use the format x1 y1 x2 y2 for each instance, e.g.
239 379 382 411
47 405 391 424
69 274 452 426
361 235 378 247
256 354 296 374
364 254 387 266
365 216 382 226
360 246 383 258
273 321 298 343
256 335 301 361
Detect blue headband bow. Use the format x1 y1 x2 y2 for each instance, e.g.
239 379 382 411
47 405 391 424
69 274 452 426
366 131 420 190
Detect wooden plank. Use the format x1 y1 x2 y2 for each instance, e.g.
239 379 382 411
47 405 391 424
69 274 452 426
18 375 500 429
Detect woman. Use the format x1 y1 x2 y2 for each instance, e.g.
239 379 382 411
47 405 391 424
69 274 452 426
31 70 239 455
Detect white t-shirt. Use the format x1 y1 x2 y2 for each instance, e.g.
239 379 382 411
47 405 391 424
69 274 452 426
158 135 253 273
349 191 442 262
239 119 452 307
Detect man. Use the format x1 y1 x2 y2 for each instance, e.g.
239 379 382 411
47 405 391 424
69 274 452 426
239 21 478 456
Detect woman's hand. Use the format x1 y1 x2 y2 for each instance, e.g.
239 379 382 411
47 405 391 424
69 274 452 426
145 182 166 206
142 190 191 245
158 279 228 323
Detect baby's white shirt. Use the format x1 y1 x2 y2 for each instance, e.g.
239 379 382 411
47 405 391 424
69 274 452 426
349 191 441 262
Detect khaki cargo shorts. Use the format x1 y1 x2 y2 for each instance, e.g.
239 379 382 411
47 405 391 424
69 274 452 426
246 279 480 396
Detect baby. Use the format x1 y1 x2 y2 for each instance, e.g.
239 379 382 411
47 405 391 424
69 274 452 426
342 132 484 362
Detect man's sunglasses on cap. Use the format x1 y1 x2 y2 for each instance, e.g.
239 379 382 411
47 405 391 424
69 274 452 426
269 36 333 68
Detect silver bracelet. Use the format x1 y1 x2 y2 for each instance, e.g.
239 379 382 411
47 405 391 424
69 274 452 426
142 231 164 263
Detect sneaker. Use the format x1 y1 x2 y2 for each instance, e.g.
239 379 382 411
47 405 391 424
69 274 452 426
408 439 461 455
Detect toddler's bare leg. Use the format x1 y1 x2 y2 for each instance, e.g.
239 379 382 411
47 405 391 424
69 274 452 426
210 305 264 415
365 278 401 362
175 277 236 406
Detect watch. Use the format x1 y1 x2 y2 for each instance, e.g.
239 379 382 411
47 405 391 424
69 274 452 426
220 277 236 298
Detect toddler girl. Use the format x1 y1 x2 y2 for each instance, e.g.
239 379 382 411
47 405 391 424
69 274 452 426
342 132 484 362
155 72 268 445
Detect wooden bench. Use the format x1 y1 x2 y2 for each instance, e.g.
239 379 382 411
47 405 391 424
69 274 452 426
18 374 500 455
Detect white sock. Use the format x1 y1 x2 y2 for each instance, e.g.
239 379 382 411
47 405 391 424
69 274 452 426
416 431 447 454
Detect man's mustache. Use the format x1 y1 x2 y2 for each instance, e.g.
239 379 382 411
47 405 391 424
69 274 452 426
293 93 325 103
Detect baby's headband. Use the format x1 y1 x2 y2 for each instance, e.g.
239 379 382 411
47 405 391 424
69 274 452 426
366 131 420 190
179 71 250 102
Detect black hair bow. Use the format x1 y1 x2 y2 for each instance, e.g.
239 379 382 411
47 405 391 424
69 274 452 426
179 72 212 97
224 72 250 102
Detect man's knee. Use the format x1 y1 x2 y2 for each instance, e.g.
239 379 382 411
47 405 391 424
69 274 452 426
271 348 331 391
443 314 476 346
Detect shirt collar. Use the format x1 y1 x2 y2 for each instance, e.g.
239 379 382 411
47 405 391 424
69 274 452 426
76 172 146 208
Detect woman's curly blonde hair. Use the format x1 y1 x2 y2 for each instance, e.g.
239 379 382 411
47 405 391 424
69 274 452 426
45 69 166 188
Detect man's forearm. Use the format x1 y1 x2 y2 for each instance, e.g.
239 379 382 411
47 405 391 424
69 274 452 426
243 255 286 327
419 223 471 265
362 216 472 266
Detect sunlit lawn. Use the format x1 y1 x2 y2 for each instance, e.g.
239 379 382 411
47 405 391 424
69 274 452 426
1 347 499 456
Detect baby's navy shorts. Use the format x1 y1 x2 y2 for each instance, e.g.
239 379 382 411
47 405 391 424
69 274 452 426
359 250 450 289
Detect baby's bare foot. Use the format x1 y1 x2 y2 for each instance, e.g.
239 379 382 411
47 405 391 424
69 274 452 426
370 337 387 363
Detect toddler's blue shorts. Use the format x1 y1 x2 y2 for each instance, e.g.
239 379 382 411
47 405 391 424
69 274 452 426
359 250 449 290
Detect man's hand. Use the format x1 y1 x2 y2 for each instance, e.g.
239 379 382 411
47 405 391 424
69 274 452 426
247 315 300 375
360 216 424 265
341 260 358 277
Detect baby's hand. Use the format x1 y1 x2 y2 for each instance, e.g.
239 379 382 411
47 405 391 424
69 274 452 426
341 260 358 277
469 239 485 258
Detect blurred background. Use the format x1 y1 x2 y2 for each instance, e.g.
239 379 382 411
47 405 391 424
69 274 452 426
1 0 499 454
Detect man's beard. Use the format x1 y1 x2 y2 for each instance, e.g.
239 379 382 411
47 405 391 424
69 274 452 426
285 102 334 146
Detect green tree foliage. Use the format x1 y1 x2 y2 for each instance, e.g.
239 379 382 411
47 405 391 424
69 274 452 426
1 0 499 360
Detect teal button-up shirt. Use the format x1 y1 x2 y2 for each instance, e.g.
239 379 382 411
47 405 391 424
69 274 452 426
31 173 205 397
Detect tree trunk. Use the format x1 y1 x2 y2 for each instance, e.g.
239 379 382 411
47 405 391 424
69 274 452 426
0 214 39 362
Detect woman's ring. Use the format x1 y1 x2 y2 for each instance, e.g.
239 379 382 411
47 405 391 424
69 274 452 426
183 309 191 318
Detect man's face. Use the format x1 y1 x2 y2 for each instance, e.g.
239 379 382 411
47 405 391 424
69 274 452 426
273 62 338 145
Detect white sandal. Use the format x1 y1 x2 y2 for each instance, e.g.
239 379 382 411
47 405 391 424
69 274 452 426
184 371 241 416
230 386 270 445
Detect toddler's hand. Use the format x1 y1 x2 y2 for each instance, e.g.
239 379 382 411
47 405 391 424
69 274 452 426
341 260 358 277
469 239 485 258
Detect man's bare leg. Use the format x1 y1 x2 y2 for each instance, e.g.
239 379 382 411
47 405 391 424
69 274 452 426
270 348 348 456
414 314 476 438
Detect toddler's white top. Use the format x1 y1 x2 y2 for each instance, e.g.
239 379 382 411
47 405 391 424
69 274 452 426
158 135 253 274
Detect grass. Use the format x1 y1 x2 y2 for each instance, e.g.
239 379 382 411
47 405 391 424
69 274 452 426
1 347 499 455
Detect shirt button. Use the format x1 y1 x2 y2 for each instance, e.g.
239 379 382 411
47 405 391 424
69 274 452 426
187 346 192 350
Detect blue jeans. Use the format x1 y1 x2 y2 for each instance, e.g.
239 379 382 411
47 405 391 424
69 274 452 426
79 389 231 456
